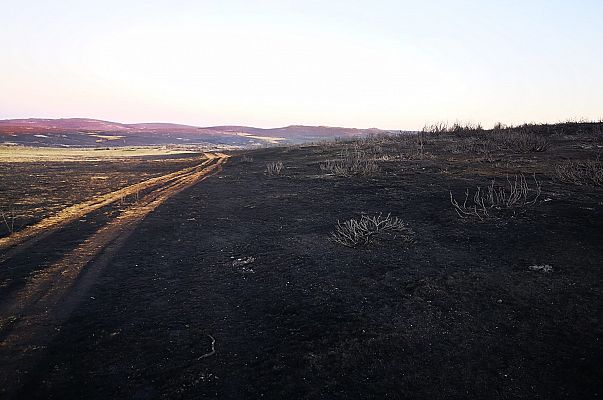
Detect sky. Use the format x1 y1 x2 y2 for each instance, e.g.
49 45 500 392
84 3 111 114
1 0 602 130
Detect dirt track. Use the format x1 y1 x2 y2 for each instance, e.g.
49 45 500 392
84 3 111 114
0 153 228 398
0 153 225 260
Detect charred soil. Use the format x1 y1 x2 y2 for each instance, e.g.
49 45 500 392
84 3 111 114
0 127 602 399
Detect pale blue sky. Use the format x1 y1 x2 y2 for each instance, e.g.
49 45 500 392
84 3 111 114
1 0 601 129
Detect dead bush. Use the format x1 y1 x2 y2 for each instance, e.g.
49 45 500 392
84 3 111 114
445 139 495 155
450 174 542 220
424 122 549 153
411 131 425 159
369 133 429 160
265 161 284 175
1 205 17 234
488 129 550 152
320 159 379 176
331 213 413 247
240 155 254 162
320 148 380 176
556 159 603 186
422 121 483 136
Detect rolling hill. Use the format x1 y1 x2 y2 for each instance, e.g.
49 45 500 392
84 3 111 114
0 118 389 147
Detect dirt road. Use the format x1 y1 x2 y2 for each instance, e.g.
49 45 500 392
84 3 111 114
0 153 228 398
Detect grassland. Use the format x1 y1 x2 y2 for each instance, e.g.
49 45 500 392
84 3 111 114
0 145 199 162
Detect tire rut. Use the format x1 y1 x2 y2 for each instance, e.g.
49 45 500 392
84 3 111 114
0 153 229 399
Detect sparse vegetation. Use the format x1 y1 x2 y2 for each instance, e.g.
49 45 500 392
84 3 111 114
397 131 428 160
444 138 494 155
488 128 550 153
319 158 379 176
320 148 380 176
422 122 550 153
330 213 413 247
450 174 542 220
556 159 603 186
1 205 17 234
240 155 254 162
422 121 483 135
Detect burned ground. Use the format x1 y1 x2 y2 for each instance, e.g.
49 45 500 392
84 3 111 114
1 124 602 399
0 153 204 237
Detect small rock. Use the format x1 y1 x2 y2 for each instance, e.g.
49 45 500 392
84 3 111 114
528 264 553 273
232 256 255 268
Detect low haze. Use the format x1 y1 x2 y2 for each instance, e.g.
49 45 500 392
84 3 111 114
1 0 601 129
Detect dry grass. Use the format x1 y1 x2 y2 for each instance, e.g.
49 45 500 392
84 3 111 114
319 159 379 176
450 174 542 220
313 132 435 163
556 159 603 186
487 129 550 153
422 121 483 135
320 148 380 176
1 205 17 234
0 146 199 162
331 213 413 247
422 122 550 153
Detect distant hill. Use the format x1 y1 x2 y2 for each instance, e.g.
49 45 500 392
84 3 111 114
0 118 388 148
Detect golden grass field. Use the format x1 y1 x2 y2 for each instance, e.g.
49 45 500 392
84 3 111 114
0 146 199 162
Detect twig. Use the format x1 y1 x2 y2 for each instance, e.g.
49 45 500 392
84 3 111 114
198 334 216 360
